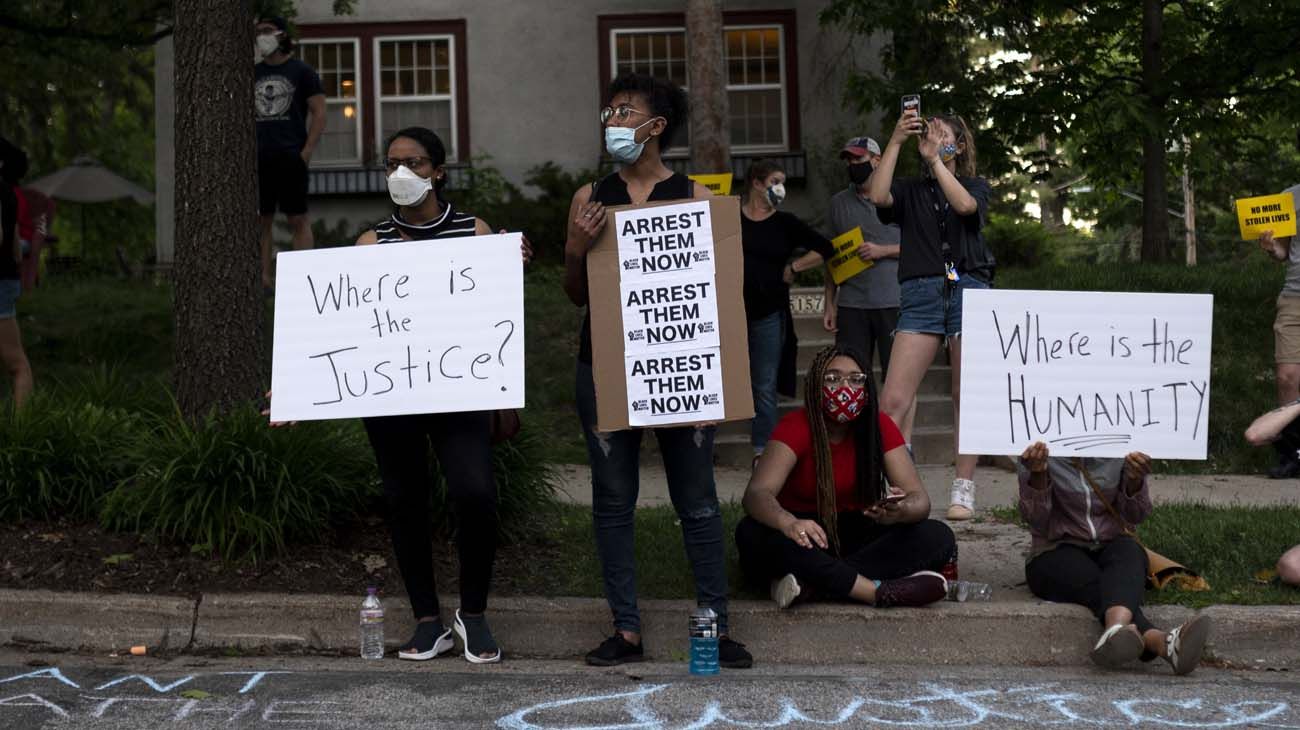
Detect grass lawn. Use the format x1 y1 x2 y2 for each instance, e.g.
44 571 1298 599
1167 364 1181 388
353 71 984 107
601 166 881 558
987 504 1300 607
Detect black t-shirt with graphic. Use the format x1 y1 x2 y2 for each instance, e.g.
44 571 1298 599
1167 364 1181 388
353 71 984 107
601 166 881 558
254 57 324 153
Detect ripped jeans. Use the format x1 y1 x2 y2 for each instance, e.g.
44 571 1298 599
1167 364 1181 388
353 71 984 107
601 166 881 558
575 361 729 635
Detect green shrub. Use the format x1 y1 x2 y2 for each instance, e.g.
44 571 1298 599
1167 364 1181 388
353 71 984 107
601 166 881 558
102 404 379 562
983 214 1053 268
0 394 140 520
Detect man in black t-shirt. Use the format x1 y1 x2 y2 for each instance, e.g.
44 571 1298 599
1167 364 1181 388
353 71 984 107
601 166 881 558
254 16 325 289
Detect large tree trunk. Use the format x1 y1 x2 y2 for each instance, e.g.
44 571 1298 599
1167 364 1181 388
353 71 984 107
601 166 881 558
1139 0 1169 262
686 0 730 174
173 0 263 419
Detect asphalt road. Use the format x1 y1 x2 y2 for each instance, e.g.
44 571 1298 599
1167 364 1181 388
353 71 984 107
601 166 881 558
1 650 1298 729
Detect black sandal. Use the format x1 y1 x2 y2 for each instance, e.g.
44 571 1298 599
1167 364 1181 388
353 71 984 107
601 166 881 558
397 619 454 661
454 609 501 664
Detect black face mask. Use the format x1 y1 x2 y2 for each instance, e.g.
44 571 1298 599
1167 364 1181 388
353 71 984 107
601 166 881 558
848 161 873 185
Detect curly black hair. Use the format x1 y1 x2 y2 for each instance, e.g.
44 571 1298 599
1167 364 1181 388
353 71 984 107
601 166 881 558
607 72 689 150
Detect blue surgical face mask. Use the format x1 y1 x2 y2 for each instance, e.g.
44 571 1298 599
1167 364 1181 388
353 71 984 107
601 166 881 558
604 118 659 164
939 143 960 162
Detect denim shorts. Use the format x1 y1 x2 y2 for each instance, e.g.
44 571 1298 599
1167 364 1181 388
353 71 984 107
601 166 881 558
896 273 990 338
0 279 18 319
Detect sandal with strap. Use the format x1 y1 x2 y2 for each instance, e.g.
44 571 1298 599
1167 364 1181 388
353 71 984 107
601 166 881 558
454 609 502 664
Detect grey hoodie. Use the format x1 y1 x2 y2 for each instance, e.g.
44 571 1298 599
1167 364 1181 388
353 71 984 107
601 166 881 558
1017 456 1152 560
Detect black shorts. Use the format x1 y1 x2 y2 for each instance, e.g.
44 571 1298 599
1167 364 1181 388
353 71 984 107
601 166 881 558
257 149 309 216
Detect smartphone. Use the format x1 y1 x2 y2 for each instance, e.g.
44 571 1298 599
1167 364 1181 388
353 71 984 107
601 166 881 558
870 491 907 508
901 94 921 118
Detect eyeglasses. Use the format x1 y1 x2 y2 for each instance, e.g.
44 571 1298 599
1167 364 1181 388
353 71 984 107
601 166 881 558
600 104 650 124
381 156 433 172
823 371 869 388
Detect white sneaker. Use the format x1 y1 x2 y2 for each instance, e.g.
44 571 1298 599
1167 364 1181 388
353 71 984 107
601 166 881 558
946 478 976 520
770 573 801 609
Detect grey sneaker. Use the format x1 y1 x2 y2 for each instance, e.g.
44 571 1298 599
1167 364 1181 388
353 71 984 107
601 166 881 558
946 478 976 520
1165 613 1211 675
1089 624 1144 668
770 573 801 609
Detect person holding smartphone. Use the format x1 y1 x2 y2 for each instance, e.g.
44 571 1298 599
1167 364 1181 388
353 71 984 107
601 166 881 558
869 100 996 522
735 345 956 609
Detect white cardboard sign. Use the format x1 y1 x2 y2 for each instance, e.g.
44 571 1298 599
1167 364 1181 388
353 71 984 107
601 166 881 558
269 234 525 421
625 348 726 426
615 200 715 280
620 274 721 356
958 289 1212 459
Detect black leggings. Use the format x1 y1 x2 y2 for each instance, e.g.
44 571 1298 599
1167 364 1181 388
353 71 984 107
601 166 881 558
736 512 956 598
1025 537 1155 634
362 411 497 619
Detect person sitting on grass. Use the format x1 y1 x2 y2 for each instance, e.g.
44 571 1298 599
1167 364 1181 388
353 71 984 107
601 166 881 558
735 345 957 609
1018 442 1211 674
1243 401 1300 586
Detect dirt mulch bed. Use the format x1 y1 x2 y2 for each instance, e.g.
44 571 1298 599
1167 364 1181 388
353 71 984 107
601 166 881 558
0 518 568 601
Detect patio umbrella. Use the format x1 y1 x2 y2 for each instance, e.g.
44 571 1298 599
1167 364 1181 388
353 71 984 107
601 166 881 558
25 156 155 254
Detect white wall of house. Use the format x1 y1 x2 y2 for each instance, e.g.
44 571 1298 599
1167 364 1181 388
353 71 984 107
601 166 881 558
155 1 885 256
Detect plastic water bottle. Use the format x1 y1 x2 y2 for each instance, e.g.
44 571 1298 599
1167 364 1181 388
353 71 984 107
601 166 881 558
359 587 385 659
688 607 719 675
945 580 992 602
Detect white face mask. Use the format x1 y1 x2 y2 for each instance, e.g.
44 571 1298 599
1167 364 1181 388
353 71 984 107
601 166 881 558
386 165 432 207
766 182 786 207
255 34 280 58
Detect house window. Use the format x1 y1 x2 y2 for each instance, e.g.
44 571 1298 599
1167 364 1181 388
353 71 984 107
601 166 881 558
607 23 790 153
375 36 457 161
298 39 362 165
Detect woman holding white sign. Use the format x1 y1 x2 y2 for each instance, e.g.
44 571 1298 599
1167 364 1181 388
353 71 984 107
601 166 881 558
1018 442 1211 674
562 73 752 669
352 126 528 664
740 159 834 462
736 346 957 609
869 110 995 522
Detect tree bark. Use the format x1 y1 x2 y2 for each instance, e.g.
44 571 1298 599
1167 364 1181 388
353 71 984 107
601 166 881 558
173 0 263 419
1140 0 1169 262
686 0 730 174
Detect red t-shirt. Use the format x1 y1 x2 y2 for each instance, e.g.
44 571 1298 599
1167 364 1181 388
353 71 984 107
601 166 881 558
769 408 905 513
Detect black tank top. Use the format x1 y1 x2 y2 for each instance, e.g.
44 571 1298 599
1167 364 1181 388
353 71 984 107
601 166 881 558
370 199 477 243
577 171 695 365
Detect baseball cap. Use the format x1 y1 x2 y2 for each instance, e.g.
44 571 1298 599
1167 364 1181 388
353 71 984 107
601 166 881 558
840 136 881 159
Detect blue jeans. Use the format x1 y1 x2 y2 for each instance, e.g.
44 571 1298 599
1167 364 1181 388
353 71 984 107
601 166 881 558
896 274 991 338
575 361 729 634
747 311 784 454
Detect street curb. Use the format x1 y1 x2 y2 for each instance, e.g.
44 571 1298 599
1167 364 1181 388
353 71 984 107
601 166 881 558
0 589 196 653
5 590 1293 669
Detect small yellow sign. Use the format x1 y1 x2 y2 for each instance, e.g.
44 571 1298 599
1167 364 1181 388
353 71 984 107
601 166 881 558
827 227 872 285
688 173 733 196
1236 192 1296 240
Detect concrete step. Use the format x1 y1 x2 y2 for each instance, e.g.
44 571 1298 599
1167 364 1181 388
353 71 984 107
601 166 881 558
708 423 954 467
715 394 953 439
794 335 951 370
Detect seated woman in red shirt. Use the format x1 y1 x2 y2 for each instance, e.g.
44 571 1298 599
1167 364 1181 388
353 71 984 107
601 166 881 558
737 346 956 608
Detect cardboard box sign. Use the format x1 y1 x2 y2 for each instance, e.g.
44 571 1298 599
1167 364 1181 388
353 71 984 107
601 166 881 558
587 196 754 431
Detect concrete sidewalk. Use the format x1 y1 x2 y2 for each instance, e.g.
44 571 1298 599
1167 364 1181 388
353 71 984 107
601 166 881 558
551 464 1300 511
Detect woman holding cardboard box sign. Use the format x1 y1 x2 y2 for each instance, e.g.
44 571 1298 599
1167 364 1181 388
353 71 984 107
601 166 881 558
740 160 835 463
736 346 957 609
266 127 529 664
562 72 752 669
869 109 995 522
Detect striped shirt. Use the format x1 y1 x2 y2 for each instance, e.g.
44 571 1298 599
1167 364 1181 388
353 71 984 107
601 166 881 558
372 200 477 242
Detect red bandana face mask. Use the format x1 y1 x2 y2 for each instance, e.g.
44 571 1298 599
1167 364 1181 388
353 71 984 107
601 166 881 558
822 385 866 423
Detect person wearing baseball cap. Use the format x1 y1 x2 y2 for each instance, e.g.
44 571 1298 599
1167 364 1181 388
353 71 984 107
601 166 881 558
823 136 914 444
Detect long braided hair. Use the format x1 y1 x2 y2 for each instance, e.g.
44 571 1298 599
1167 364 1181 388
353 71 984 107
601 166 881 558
805 345 887 554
